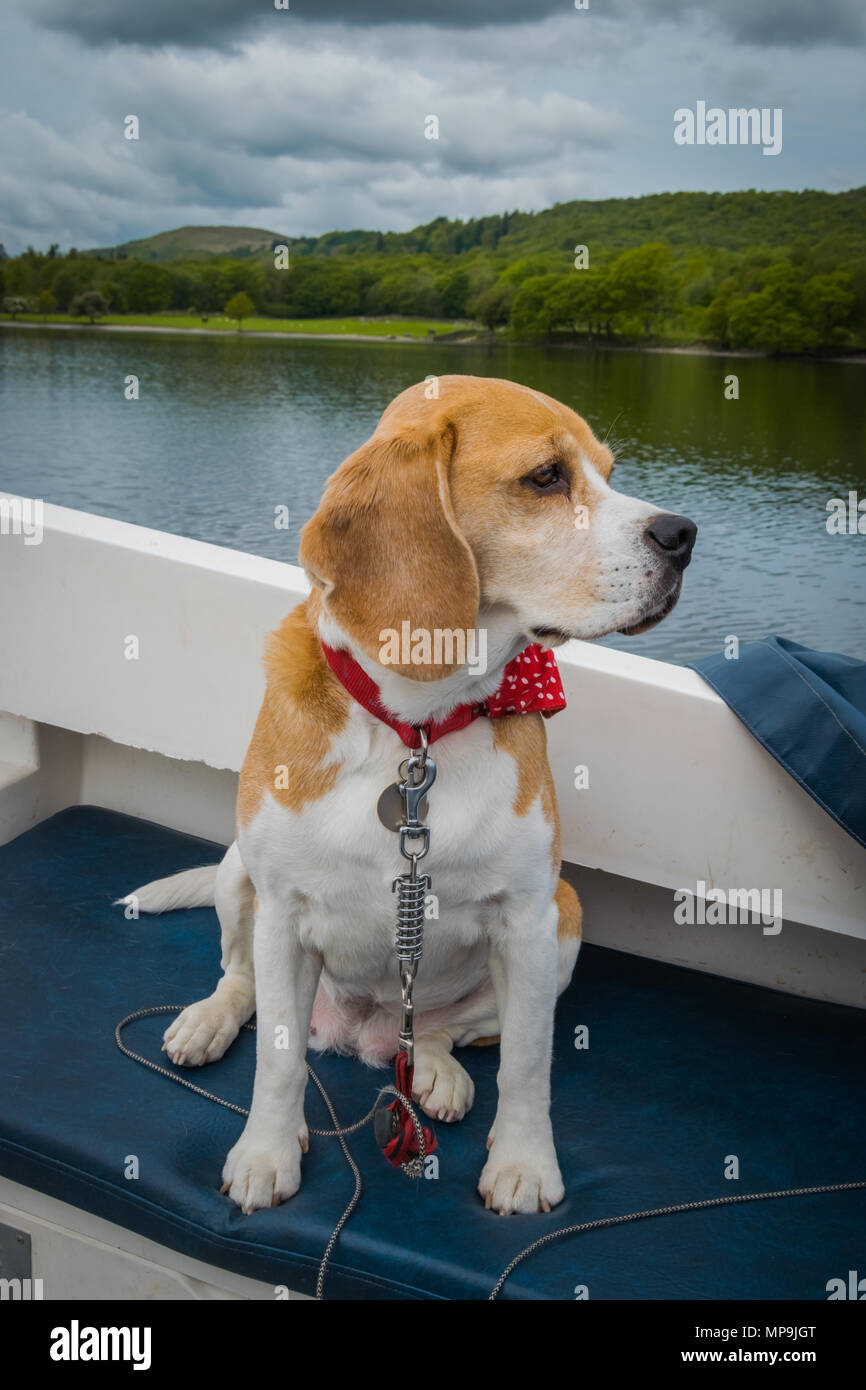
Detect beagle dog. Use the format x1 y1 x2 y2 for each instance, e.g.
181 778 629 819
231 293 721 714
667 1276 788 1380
127 375 696 1216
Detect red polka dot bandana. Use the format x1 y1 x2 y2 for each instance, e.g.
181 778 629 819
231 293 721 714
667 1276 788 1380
484 644 567 719
321 641 567 747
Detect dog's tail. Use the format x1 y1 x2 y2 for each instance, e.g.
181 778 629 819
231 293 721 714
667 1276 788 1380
115 864 219 915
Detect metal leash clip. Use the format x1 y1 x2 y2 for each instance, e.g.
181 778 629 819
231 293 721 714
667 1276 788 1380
392 728 435 1072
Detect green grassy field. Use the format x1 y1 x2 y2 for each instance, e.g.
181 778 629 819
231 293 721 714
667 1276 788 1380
0 312 475 338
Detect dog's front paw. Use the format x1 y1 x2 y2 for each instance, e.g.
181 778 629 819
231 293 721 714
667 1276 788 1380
478 1140 564 1215
221 1125 307 1213
164 996 242 1067
412 1043 474 1122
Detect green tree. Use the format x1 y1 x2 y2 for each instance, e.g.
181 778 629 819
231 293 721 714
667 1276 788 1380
396 269 441 316
365 266 439 317
801 270 855 343
125 263 172 313
680 258 715 308
167 269 198 311
727 292 816 354
589 268 623 336
2 295 28 320
101 281 127 313
280 259 360 316
725 258 824 353
467 280 511 330
3 259 32 295
225 291 256 330
219 260 267 307
69 290 108 323
437 268 470 317
543 275 598 335
283 261 330 316
35 289 57 320
738 245 775 293
701 276 740 345
197 265 227 314
509 274 562 340
610 242 673 335
49 269 79 311
758 260 802 306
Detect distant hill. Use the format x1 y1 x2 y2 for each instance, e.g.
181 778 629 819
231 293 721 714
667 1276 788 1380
291 187 866 260
89 189 865 266
90 225 288 262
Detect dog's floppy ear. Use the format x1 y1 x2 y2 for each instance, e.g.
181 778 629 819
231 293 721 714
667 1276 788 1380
299 417 480 680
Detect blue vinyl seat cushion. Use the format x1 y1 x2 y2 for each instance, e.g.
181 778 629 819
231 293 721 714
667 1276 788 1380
0 806 863 1300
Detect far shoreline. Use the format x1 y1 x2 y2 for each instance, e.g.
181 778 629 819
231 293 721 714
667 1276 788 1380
2 317 864 365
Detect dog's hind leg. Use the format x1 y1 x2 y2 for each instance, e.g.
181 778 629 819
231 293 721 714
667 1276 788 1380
412 1028 478 1123
416 879 582 1128
163 841 256 1066
410 976 501 1123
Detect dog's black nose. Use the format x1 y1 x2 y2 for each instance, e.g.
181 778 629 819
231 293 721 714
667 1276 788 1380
644 513 697 572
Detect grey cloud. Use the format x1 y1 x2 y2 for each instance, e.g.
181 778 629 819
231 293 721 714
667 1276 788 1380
26 0 566 48
2 0 863 256
26 0 866 48
89 36 621 185
629 0 866 48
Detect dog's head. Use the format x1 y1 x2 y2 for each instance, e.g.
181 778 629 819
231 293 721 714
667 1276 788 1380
300 375 696 680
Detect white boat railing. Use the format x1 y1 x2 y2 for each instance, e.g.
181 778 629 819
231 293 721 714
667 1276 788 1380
1 491 864 940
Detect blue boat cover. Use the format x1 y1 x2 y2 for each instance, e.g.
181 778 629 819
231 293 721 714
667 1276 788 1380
0 806 864 1300
693 636 866 850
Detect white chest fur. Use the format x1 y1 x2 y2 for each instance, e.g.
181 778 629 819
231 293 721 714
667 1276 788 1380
238 708 555 1007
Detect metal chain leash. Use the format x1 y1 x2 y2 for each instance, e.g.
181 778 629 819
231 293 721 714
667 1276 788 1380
390 726 436 1075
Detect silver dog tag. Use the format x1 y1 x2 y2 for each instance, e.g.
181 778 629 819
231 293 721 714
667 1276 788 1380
376 782 427 832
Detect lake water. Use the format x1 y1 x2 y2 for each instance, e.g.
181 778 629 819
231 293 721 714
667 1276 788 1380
2 325 864 666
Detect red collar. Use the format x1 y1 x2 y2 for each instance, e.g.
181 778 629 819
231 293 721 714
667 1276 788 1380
320 640 567 747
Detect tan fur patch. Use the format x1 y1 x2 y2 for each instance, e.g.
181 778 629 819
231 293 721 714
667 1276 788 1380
492 713 561 870
298 418 479 680
555 877 583 940
432 376 615 611
236 593 350 831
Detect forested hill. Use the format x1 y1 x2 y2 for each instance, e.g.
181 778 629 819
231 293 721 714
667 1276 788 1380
293 187 866 260
3 187 865 353
90 187 865 263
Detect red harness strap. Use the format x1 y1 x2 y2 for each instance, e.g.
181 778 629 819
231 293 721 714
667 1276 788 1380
379 1052 437 1169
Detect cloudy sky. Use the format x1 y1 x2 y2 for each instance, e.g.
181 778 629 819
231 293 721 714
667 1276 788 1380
1 0 863 253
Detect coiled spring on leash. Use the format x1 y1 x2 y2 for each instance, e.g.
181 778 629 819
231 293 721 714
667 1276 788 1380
392 866 430 964
391 734 436 1068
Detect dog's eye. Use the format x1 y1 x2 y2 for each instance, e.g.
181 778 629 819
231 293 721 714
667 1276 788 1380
524 462 569 495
